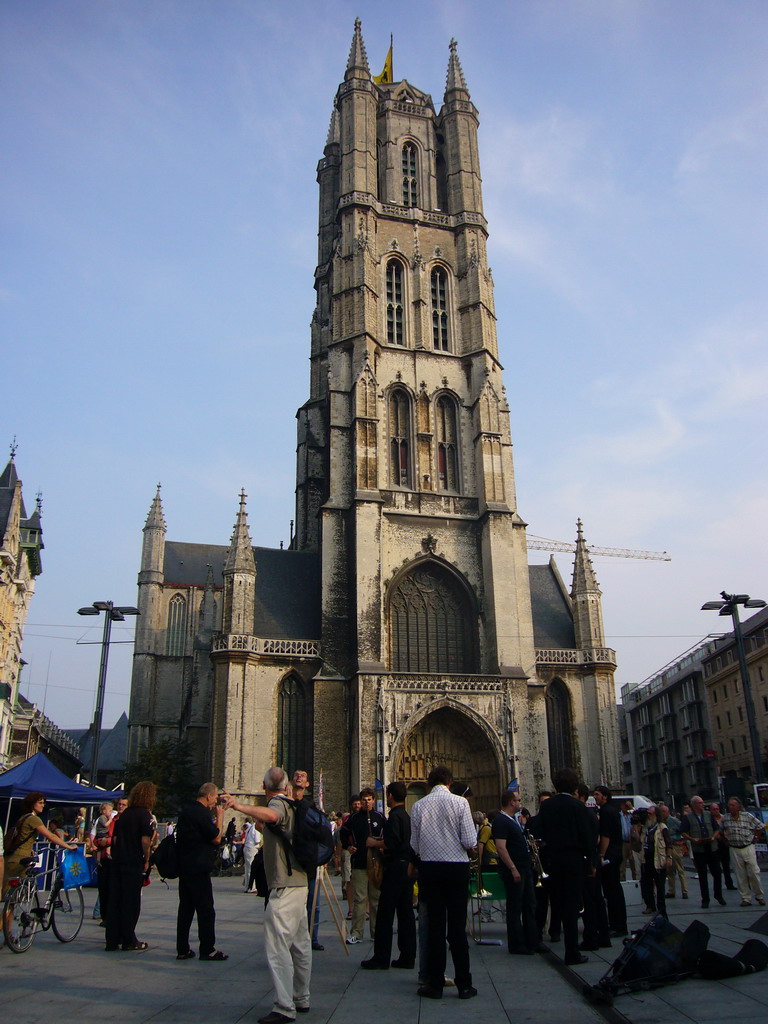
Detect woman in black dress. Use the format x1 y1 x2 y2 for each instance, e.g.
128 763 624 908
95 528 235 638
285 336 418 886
105 781 156 952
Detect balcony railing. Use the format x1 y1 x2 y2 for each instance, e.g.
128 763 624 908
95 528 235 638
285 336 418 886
535 647 616 667
212 635 320 659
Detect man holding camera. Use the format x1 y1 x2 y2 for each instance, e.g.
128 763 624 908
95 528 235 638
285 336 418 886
175 782 227 961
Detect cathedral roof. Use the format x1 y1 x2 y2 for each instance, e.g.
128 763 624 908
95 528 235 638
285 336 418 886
163 540 320 640
528 563 576 649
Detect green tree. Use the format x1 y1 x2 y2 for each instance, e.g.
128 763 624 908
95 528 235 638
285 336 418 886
123 738 198 818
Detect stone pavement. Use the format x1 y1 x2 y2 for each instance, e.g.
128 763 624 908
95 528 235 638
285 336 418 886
3 872 768 1024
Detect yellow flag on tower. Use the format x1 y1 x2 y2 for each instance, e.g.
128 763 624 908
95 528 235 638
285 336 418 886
373 39 393 84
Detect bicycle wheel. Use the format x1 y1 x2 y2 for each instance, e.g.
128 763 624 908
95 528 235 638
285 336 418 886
51 885 84 942
3 883 40 953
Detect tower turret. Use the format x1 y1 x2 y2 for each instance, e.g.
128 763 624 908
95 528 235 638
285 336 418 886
135 484 166 653
571 519 606 649
221 490 256 634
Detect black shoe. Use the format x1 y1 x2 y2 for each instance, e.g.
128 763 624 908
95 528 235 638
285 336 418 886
458 986 478 999
533 943 549 953
726 884 737 891
417 986 443 1000
391 958 414 969
548 932 561 942
715 896 726 906
579 942 600 951
360 958 388 970
312 942 324 951
257 1014 295 1024
564 954 589 966
176 950 195 960
701 900 710 909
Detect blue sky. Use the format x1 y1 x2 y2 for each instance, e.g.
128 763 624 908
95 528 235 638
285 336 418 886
2 1 766 732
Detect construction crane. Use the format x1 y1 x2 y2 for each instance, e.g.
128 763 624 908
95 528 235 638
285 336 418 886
527 534 671 561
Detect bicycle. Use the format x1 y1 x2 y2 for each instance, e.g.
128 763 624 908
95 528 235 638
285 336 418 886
3 849 85 953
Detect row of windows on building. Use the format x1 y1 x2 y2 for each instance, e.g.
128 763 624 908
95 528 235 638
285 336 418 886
386 260 451 351
389 389 459 491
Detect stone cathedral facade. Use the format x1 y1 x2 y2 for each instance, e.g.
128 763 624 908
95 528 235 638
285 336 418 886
127 22 621 810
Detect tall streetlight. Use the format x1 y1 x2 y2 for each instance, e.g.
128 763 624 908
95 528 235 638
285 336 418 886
702 591 767 784
78 601 139 787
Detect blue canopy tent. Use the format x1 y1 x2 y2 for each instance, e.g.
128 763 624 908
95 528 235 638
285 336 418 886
0 751 124 830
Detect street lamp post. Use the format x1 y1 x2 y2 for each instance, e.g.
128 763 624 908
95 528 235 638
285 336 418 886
702 591 767 785
78 601 139 787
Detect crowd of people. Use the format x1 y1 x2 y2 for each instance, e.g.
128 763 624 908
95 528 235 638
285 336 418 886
2 769 766 1023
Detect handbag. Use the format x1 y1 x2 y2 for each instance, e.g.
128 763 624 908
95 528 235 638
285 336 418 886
60 847 90 889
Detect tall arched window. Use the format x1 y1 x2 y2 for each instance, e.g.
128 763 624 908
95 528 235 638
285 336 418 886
389 388 412 488
402 143 418 207
546 679 575 780
166 593 187 656
389 563 476 673
435 395 459 492
386 260 405 346
431 267 449 350
277 673 308 774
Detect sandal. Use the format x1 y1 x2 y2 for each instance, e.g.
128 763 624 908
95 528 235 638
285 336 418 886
124 942 149 952
176 950 195 960
200 950 229 961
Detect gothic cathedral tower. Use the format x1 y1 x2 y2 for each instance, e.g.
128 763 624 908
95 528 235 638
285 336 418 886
295 22 595 809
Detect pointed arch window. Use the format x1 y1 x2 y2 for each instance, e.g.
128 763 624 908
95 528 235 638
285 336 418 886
389 563 477 673
277 673 309 774
436 395 459 492
431 267 450 351
386 260 405 346
402 143 418 208
389 388 412 488
166 593 187 656
546 679 575 780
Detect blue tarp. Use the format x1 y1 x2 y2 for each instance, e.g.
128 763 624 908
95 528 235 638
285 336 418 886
0 751 123 803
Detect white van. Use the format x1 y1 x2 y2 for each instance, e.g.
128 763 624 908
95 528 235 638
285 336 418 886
609 794 655 809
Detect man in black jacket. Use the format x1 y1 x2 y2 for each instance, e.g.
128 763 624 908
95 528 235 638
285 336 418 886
361 781 416 970
341 787 385 944
594 786 627 937
493 789 540 954
175 782 227 961
531 768 595 965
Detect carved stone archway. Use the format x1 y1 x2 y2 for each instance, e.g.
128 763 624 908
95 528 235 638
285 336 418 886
393 704 504 812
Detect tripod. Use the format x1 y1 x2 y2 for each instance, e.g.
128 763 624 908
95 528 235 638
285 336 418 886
309 863 349 955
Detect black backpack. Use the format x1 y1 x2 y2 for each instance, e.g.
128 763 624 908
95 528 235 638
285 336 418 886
150 833 179 880
271 799 334 876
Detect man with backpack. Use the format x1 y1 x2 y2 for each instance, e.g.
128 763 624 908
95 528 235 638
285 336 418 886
224 767 312 1024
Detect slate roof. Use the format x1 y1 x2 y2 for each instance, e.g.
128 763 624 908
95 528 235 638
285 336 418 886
163 541 320 640
528 563 576 649
67 712 129 772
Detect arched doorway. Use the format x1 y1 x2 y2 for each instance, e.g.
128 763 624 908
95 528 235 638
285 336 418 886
394 705 502 812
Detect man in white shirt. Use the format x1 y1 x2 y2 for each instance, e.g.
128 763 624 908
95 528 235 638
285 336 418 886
242 819 262 892
410 765 477 1000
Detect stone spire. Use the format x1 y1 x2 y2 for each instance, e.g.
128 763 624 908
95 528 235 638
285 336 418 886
445 38 469 98
140 483 166 579
571 519 600 597
345 17 370 78
570 519 606 648
325 106 340 149
144 483 166 531
224 489 256 575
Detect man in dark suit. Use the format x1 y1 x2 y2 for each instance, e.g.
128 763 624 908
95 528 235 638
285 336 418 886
530 768 594 965
492 789 540 954
594 786 627 938
361 780 416 970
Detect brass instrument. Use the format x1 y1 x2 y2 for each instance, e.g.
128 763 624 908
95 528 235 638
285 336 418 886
526 833 548 887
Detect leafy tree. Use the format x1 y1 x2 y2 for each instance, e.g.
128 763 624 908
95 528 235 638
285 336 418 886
122 738 198 818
